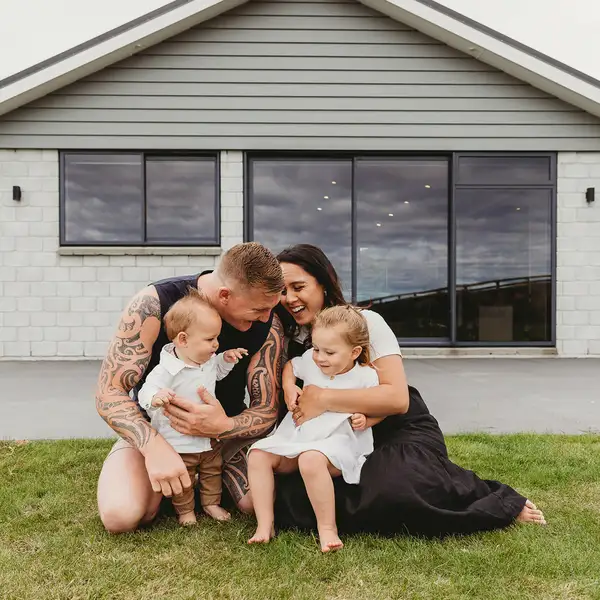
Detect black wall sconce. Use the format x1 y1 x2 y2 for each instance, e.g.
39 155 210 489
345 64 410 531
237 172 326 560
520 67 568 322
12 186 22 202
586 187 595 204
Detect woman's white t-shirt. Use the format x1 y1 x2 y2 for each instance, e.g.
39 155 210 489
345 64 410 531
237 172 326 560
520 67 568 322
294 309 402 363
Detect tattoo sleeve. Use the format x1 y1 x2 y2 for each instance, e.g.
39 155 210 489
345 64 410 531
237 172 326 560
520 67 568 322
218 314 284 440
95 292 161 450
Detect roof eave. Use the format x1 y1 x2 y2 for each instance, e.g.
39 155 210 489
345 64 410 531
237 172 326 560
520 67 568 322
0 0 249 118
361 0 600 118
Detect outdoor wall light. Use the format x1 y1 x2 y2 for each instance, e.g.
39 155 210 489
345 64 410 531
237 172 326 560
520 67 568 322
586 187 595 204
12 185 22 201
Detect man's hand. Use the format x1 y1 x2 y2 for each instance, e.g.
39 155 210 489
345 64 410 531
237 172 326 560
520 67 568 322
292 384 327 426
151 388 176 408
163 387 233 438
223 348 249 364
143 435 191 497
284 385 302 412
350 413 367 431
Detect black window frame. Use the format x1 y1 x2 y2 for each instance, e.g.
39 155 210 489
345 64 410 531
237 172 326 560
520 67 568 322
246 151 556 348
59 150 221 247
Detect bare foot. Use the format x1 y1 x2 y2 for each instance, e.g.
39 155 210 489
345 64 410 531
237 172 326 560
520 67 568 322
248 524 275 545
178 511 197 526
319 527 344 553
517 500 547 525
203 505 231 522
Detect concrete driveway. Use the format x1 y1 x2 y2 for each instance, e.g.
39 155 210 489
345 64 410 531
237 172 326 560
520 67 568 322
1 358 598 440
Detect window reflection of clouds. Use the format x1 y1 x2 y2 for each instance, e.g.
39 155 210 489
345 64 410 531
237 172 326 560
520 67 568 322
64 154 143 243
457 156 551 185
356 160 449 301
456 188 552 285
146 159 216 243
251 160 353 294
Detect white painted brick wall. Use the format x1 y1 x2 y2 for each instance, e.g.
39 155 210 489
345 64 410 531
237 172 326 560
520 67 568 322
557 152 600 356
0 149 244 359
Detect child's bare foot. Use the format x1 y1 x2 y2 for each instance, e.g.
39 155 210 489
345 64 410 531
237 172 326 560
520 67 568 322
517 500 547 525
178 511 197 526
203 505 231 522
248 524 275 545
318 527 344 553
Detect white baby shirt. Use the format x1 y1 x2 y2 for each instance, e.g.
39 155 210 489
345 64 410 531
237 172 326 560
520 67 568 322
138 343 235 453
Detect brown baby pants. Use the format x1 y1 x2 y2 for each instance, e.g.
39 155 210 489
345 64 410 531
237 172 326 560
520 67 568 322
171 445 223 516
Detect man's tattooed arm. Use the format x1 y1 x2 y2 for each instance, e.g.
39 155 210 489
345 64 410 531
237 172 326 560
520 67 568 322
95 288 162 451
218 313 284 440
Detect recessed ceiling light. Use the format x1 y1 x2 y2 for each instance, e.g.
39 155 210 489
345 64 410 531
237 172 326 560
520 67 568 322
317 207 322 211
404 201 410 204
388 213 394 217
324 196 329 199
331 181 337 185
425 185 431 189
376 223 381 227
516 207 521 211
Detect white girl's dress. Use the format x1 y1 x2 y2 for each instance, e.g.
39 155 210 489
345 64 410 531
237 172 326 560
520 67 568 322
250 349 379 484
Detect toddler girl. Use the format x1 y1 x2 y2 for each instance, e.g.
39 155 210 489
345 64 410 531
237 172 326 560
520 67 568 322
138 287 247 526
247 305 382 552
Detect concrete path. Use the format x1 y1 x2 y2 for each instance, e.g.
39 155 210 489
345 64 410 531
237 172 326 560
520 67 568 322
1 358 598 440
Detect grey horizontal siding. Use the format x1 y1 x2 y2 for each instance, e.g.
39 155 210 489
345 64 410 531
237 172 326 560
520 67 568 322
1 0 599 151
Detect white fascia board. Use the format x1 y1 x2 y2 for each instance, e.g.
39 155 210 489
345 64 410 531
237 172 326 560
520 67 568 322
361 0 600 117
0 0 249 117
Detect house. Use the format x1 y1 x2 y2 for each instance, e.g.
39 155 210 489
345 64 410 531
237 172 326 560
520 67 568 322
1 0 599 359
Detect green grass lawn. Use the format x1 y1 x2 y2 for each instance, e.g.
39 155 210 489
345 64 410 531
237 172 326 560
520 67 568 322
1 436 599 600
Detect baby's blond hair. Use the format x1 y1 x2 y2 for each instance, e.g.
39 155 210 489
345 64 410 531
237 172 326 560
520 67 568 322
313 305 372 366
163 287 219 341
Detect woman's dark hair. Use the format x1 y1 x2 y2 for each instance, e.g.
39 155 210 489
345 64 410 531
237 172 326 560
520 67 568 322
275 244 347 338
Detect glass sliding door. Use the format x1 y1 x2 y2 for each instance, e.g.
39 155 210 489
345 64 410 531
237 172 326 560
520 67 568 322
249 158 353 294
455 188 552 342
455 154 554 344
248 153 555 347
355 158 449 339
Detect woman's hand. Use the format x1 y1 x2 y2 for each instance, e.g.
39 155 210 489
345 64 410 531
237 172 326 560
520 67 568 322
293 385 327 426
284 385 302 412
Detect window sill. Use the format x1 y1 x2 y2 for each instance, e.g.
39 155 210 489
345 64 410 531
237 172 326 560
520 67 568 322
58 246 222 256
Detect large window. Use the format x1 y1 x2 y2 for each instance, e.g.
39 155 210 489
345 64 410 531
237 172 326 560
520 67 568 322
60 152 219 246
249 153 555 346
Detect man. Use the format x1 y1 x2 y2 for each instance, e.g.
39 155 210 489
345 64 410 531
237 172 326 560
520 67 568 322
96 242 284 533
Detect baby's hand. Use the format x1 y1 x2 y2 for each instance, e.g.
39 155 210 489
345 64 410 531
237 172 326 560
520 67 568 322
350 413 367 431
151 388 176 408
284 385 302 412
223 348 249 363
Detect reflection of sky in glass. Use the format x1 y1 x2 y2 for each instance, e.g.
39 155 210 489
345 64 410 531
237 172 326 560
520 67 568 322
250 157 553 308
456 188 552 285
64 154 143 243
146 159 217 243
356 159 448 302
251 159 353 295
457 156 551 185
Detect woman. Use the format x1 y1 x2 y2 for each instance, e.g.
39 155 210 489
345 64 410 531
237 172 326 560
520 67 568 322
272 244 545 537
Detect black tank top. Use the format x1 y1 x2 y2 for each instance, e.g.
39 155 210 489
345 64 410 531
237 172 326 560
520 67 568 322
135 272 273 417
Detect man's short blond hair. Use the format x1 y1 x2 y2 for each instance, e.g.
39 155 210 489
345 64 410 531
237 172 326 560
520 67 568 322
164 287 219 341
216 242 283 295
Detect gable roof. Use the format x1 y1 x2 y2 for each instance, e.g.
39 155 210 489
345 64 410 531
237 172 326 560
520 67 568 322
1 0 600 118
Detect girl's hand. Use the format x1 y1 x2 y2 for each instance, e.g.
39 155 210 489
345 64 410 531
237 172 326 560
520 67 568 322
152 388 176 408
284 385 302 412
223 348 248 363
350 413 367 431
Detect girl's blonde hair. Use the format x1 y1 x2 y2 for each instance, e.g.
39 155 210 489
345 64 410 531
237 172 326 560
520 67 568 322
313 305 372 366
